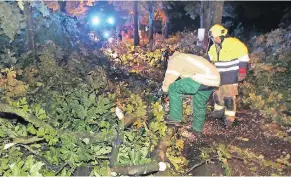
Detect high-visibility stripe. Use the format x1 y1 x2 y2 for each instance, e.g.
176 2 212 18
238 54 249 62
166 70 180 76
191 74 220 87
214 104 225 110
215 59 239 66
209 55 213 61
217 66 239 72
225 110 236 116
185 57 211 74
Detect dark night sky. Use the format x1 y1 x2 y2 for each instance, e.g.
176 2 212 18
236 1 291 31
170 1 291 34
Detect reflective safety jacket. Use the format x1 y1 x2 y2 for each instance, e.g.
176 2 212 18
208 37 249 85
162 52 220 92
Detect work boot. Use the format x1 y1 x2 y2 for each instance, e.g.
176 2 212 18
210 109 225 119
164 115 182 127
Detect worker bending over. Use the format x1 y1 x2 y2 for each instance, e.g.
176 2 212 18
162 51 220 137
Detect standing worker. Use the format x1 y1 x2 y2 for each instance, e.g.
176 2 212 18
207 24 250 127
161 51 220 138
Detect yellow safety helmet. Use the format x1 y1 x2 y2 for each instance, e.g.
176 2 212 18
209 24 228 38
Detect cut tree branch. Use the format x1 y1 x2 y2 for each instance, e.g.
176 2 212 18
0 103 116 143
13 136 44 144
111 161 160 175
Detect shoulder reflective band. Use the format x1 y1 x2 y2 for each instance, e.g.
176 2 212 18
165 70 180 76
215 59 239 66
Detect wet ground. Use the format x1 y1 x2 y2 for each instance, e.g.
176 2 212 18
105 60 291 176
182 110 291 176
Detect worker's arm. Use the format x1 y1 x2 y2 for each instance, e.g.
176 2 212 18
162 60 180 92
237 44 249 81
207 45 215 62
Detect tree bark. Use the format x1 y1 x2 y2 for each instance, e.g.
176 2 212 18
163 11 170 39
148 2 154 43
212 1 224 25
151 127 175 162
111 162 159 175
24 3 36 64
58 1 66 13
133 1 139 46
200 1 224 50
110 118 125 167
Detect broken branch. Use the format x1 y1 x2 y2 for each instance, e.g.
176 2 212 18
0 103 117 143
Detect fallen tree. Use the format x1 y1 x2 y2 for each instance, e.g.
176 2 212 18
0 103 170 176
0 103 117 143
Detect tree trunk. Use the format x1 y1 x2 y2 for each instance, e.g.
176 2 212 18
148 2 154 43
24 3 36 64
163 12 170 39
212 1 224 25
58 1 66 13
111 162 160 175
133 1 139 46
200 1 224 50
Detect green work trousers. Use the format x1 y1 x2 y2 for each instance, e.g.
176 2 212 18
168 78 214 132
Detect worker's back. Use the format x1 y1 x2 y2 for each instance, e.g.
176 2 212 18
167 52 220 87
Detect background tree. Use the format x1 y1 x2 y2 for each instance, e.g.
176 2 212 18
201 1 224 48
133 1 139 46
24 2 36 63
111 1 141 46
161 2 182 39
142 1 155 43
184 1 224 49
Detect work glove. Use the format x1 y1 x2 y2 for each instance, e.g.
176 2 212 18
238 68 246 82
157 88 168 102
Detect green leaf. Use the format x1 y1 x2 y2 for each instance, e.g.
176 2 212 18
37 1 50 17
74 104 87 119
27 124 37 134
83 138 89 145
126 104 134 114
37 127 45 137
16 0 24 11
9 162 22 176
89 93 96 106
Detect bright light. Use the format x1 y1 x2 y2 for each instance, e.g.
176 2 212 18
92 16 100 25
108 37 114 43
107 17 114 25
103 31 110 38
